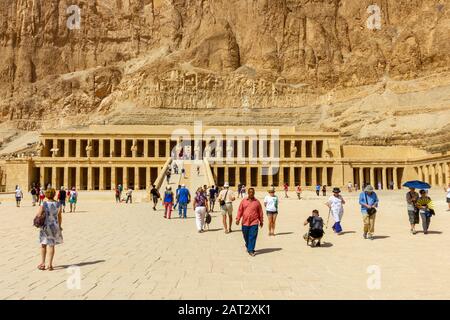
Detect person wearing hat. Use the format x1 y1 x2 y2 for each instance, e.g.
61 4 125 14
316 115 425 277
326 187 345 234
406 187 419 234
163 186 174 219
264 187 279 236
359 185 379 240
217 182 236 233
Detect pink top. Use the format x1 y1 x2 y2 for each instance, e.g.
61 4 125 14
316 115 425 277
236 198 263 227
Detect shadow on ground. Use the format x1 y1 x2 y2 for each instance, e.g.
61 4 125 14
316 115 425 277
55 260 106 270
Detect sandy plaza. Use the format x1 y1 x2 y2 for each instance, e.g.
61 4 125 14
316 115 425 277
1 185 449 300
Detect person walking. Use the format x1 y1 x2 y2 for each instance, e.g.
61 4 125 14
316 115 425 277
264 187 279 236
150 185 161 211
347 182 353 192
174 185 181 210
68 187 78 213
126 188 133 204
417 189 435 234
236 188 264 257
315 184 321 196
39 189 45 206
196 166 200 176
58 186 67 213
31 186 38 206
322 185 327 197
118 184 123 199
208 185 218 212
326 187 345 234
15 185 23 207
35 188 63 271
296 185 302 199
163 186 174 219
181 168 186 178
115 187 121 203
237 184 242 198
445 183 450 211
218 182 236 233
178 184 191 218
359 185 379 240
283 183 289 198
193 187 209 232
406 187 420 234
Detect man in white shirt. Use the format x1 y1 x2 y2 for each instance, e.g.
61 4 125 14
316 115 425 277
445 183 450 211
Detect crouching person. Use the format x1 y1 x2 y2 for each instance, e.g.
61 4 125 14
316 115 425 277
303 209 324 247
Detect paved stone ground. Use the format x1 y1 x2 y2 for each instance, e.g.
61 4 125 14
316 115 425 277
1 189 450 300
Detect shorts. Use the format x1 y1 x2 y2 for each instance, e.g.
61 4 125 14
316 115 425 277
59 200 66 206
16 197 21 201
447 198 450 203
408 209 419 224
266 211 278 215
221 203 233 216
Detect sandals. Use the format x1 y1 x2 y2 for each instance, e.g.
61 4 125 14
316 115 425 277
37 264 46 271
48 266 54 271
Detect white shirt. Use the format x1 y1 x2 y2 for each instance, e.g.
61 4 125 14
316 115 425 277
264 195 278 212
447 188 450 198
15 189 22 198
328 195 344 214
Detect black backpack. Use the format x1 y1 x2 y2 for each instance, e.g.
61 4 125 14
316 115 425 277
310 217 323 230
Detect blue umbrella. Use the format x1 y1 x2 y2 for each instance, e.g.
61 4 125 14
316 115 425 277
402 180 431 189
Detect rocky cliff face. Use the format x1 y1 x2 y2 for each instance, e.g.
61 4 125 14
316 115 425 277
0 0 449 152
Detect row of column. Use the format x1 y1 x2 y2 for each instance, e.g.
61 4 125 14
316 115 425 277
416 162 450 186
353 167 401 190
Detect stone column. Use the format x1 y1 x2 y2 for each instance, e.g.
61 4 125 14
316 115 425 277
359 167 364 188
446 162 450 185
99 166 105 190
437 164 443 186
257 167 262 187
268 167 274 186
417 166 423 181
246 166 251 188
370 167 375 187
52 139 58 158
166 140 170 158
324 167 328 186
144 139 149 158
99 139 104 158
312 166 317 186
135 167 140 190
146 167 151 190
110 139 115 157
124 167 129 189
111 167 116 190
64 167 69 189
236 167 241 186
289 166 295 187
311 140 316 158
121 139 126 158
155 140 160 158
224 167 229 184
76 166 81 190
382 167 387 190
39 165 45 187
87 167 93 191
299 141 304 158
430 164 436 186
64 139 69 158
393 167 398 190
279 166 285 185
280 140 285 159
300 167 305 186
51 167 57 188
76 139 81 158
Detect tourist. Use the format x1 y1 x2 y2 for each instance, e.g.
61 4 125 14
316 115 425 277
326 187 345 234
303 209 324 247
347 182 353 192
118 184 123 199
236 188 264 257
389 181 395 190
174 185 181 210
193 187 208 233
241 185 246 198
163 186 174 219
264 187 279 236
166 170 171 184
196 166 200 176
36 188 63 271
58 186 67 213
31 185 37 206
126 188 133 204
68 187 78 213
283 183 289 198
150 185 160 211
173 163 179 175
322 185 327 197
296 185 302 199
39 189 45 205
359 185 379 240
115 187 120 203
15 185 23 207
417 189 435 234
208 185 218 212
354 183 359 191
218 182 236 233
377 182 382 190
445 183 450 211
178 184 191 218
406 187 419 234
181 168 186 178
237 184 242 198
315 184 321 196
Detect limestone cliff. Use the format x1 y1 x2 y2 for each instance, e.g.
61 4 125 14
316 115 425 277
0 0 449 152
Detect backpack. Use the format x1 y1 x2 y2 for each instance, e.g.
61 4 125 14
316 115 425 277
310 217 323 230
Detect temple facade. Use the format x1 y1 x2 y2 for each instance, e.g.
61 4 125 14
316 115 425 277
1 125 449 192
